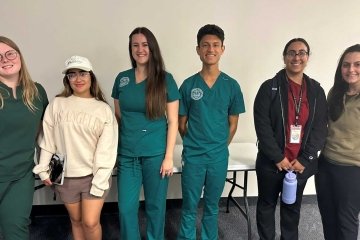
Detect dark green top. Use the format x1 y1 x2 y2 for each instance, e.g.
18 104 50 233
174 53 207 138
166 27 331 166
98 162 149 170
112 68 180 157
0 82 48 182
179 72 245 164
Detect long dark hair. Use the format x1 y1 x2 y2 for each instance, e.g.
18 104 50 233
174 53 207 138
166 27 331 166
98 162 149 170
57 70 107 104
328 44 360 121
129 27 166 120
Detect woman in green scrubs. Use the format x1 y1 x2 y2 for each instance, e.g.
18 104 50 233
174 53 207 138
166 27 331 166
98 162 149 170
112 27 180 240
0 36 48 240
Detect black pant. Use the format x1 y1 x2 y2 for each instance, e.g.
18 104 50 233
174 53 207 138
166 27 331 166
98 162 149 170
256 168 308 240
315 155 360 240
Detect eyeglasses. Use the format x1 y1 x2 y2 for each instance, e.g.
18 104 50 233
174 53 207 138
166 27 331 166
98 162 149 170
286 50 308 58
66 72 90 81
0 50 18 62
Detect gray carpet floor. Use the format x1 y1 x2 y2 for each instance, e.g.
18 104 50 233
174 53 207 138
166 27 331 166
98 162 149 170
0 195 333 240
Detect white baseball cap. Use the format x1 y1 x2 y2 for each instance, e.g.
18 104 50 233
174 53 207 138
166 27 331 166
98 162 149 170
62 55 93 74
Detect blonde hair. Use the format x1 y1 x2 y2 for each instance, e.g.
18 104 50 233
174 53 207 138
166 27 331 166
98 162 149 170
0 36 39 111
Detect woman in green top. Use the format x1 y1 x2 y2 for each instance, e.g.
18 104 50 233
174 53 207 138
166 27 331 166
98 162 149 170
0 36 48 240
112 27 180 240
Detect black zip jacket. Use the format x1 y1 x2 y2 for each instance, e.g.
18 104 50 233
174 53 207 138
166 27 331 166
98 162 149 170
253 69 327 174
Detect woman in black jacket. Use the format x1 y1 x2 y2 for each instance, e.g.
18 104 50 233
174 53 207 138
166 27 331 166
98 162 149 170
253 38 327 240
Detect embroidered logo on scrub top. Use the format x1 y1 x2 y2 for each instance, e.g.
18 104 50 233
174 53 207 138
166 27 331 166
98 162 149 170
0 86 10 99
191 88 203 100
119 77 130 87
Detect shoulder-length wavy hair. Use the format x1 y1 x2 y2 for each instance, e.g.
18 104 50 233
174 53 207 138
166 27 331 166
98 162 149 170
128 27 166 120
56 70 108 104
328 44 360 121
0 36 39 111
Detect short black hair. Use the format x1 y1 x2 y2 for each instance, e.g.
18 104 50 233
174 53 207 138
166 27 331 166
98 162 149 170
197 24 225 46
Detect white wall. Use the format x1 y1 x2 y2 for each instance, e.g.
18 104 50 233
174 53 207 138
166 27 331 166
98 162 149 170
2 0 359 204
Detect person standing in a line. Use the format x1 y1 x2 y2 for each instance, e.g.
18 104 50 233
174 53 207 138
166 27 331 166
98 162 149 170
0 36 48 240
316 44 360 240
34 55 117 240
112 27 180 240
177 24 245 240
254 38 327 240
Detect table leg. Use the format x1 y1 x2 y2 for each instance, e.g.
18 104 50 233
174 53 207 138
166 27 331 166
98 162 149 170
226 171 252 240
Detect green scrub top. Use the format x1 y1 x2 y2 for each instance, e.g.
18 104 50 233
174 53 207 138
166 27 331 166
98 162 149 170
0 82 48 182
179 72 245 164
112 68 180 157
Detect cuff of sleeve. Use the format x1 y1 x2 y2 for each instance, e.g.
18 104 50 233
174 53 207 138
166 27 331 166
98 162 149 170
90 185 105 197
298 155 314 168
33 165 49 180
38 172 50 181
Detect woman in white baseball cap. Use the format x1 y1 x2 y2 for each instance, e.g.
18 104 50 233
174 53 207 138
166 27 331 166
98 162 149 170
34 55 118 240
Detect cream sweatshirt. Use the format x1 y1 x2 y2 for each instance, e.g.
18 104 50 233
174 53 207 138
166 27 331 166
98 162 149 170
33 95 118 197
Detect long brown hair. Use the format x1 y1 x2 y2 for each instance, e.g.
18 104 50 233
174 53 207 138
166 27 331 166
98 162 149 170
129 27 166 120
328 44 360 121
0 36 39 111
57 70 108 104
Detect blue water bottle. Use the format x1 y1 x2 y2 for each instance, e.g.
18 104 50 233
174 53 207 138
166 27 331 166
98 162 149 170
282 171 297 204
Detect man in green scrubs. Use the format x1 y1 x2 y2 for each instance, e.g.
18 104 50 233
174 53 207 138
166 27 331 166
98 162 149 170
177 24 245 240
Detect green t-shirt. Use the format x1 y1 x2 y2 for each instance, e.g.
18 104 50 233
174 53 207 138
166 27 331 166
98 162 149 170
0 82 48 182
112 68 180 157
179 72 245 164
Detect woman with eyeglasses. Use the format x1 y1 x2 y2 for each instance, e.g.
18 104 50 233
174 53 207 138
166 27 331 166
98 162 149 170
315 44 360 240
33 55 118 240
0 36 48 240
253 38 327 239
112 27 180 240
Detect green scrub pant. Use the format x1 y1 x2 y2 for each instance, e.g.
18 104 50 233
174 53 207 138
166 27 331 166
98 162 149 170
0 170 34 240
178 158 228 240
117 154 169 240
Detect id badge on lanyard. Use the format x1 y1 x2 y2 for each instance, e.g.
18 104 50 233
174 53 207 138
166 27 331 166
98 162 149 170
290 124 302 143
